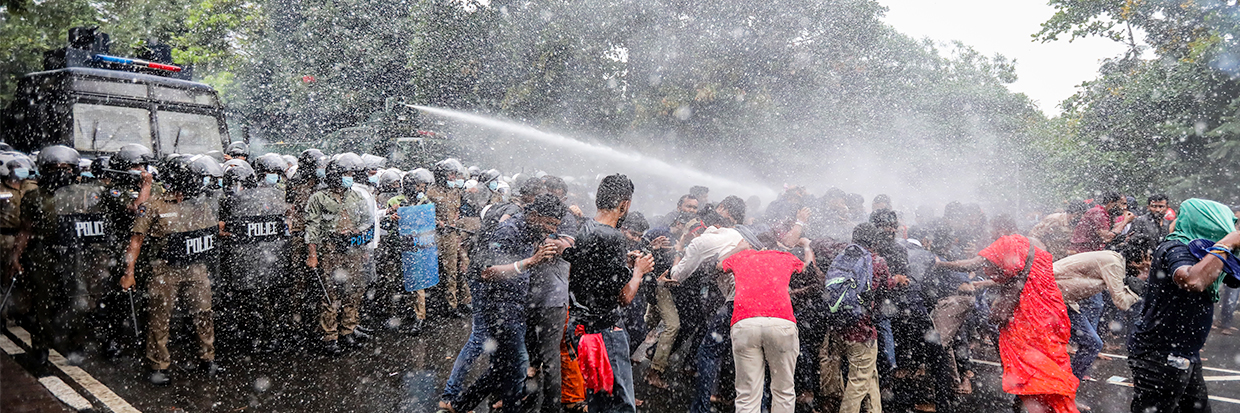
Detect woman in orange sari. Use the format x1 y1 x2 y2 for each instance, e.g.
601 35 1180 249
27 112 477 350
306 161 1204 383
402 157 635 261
939 234 1079 413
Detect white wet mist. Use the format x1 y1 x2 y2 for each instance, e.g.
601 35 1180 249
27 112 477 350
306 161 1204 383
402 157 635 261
412 105 779 204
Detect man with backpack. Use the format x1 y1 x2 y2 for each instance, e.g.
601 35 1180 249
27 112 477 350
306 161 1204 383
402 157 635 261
819 223 903 413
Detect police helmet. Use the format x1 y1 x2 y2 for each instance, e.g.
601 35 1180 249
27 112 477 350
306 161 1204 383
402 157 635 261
432 158 466 181
402 168 433 190
378 169 402 189
113 143 155 170
37 145 81 167
281 155 297 169
253 153 288 174
223 159 256 184
226 141 250 158
78 158 93 173
361 154 387 171
189 154 225 178
204 150 226 163
326 153 365 177
0 152 22 180
8 154 35 178
299 149 326 169
161 155 201 195
467 165 481 179
480 168 501 184
0 142 12 152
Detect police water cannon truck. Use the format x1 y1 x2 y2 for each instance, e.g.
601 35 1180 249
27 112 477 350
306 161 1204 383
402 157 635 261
2 27 230 157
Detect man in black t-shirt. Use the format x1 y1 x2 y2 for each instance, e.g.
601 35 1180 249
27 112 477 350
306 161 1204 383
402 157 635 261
1129 198 1240 413
564 174 653 413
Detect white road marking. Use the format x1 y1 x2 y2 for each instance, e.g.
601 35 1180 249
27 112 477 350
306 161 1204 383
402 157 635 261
7 326 142 413
1099 352 1240 375
38 376 94 411
1205 375 1240 382
1212 395 1240 404
969 359 1001 367
0 333 25 354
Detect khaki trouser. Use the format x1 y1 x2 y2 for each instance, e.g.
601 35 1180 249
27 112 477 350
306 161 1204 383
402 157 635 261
819 333 880 413
931 295 976 383
437 230 471 309
731 317 798 413
645 285 680 372
146 261 215 370
319 245 368 341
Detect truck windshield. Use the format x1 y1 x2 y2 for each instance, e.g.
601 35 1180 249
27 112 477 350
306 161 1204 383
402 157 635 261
157 110 223 154
72 104 153 151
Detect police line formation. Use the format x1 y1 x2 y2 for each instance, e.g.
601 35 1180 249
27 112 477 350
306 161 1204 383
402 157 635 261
0 141 1235 413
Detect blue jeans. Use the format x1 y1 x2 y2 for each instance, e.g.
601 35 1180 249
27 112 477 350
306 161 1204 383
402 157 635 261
442 281 488 402
877 318 896 374
1068 306 1102 379
586 327 636 413
691 304 734 413
456 302 527 412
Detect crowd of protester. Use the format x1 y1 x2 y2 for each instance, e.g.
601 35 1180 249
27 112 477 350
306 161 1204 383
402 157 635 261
2 141 1239 413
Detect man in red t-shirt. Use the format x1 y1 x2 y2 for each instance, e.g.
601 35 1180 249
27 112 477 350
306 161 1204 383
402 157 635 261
719 227 813 413
1069 192 1135 254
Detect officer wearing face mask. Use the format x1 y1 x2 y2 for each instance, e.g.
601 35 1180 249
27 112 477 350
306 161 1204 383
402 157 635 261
427 158 471 316
361 154 387 190
188 155 226 216
0 153 31 262
93 144 156 357
219 154 292 352
305 153 376 355
119 155 222 385
286 148 326 330
378 168 433 333
9 146 113 373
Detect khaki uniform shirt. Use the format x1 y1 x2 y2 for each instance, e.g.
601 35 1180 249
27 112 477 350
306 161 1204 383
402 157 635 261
304 188 375 247
131 193 220 263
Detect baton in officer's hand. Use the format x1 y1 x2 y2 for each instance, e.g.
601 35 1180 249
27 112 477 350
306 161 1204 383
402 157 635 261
313 268 335 308
128 290 141 339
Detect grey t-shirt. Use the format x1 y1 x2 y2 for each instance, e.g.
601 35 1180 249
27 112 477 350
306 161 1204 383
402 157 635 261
527 211 582 308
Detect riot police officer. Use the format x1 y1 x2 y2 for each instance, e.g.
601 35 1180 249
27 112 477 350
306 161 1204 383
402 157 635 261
305 153 375 354
220 155 292 352
361 154 386 188
0 154 30 320
225 141 250 162
390 168 435 333
286 149 326 335
120 155 221 385
9 146 111 369
427 158 470 316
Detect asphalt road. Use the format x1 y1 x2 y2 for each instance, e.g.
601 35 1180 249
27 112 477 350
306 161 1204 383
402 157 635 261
7 310 1240 413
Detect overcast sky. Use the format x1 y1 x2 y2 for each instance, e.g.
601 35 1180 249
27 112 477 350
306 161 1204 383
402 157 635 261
879 0 1131 115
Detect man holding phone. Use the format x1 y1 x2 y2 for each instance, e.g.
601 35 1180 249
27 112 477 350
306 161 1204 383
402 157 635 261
566 174 654 413
443 193 567 413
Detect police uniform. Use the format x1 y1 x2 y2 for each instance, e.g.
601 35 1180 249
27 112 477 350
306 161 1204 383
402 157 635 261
286 177 320 324
305 187 375 341
220 183 291 346
20 182 112 353
383 193 431 322
131 192 219 370
0 181 26 315
426 184 470 311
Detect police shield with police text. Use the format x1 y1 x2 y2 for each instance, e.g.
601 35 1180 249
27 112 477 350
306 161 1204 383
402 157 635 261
119 155 221 385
